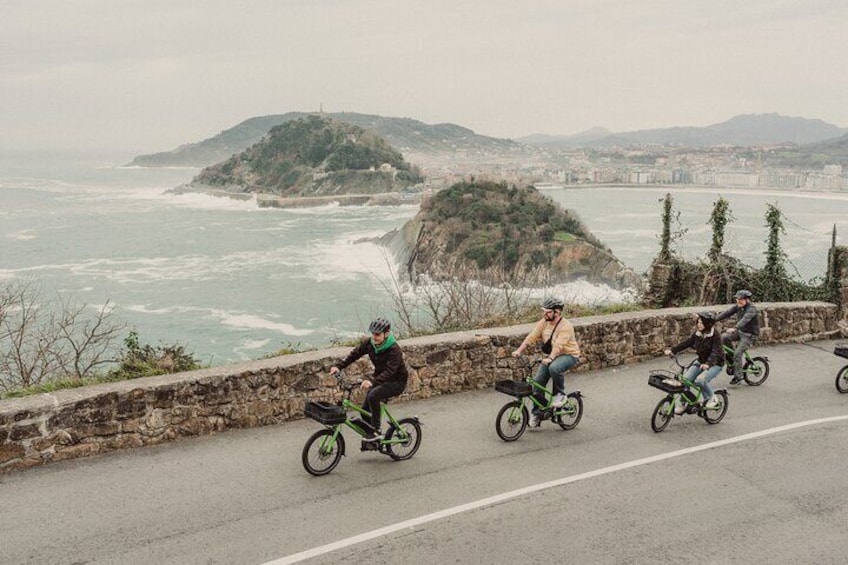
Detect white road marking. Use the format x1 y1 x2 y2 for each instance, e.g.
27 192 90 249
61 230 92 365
262 415 848 565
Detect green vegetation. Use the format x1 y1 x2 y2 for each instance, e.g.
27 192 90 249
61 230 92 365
708 196 732 260
1 331 203 399
420 180 605 274
194 115 423 195
108 331 202 380
646 197 837 308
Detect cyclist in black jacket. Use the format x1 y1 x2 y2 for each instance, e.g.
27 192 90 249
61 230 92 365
330 317 408 442
664 312 724 414
716 289 760 384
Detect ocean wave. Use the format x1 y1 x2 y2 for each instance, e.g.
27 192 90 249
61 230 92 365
295 240 397 282
235 338 272 350
218 313 314 336
0 240 401 284
397 278 639 312
123 303 314 337
5 229 37 241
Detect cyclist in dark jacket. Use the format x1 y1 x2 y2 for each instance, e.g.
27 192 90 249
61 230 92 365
664 312 724 414
330 317 408 441
716 289 759 384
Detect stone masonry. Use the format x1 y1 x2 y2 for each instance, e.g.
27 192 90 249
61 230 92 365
0 302 841 472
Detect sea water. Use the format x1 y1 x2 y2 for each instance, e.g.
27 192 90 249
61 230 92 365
2 152 847 364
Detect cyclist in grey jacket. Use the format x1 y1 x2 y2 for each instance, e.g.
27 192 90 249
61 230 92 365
716 289 759 384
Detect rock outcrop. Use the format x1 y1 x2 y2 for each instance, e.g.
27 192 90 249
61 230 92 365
382 180 642 290
178 115 423 197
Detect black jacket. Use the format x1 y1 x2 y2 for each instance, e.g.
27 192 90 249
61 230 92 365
716 302 760 336
337 338 409 386
671 329 724 366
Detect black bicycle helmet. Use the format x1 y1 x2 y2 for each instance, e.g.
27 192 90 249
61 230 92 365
697 311 716 330
734 289 753 300
368 317 391 334
541 297 564 311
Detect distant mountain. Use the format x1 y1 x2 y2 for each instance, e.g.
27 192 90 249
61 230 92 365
803 132 848 158
184 115 423 197
757 132 848 168
517 127 612 148
521 114 847 149
128 112 528 168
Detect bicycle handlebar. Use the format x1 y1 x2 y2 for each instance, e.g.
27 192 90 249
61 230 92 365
664 352 690 370
515 355 544 369
331 370 363 391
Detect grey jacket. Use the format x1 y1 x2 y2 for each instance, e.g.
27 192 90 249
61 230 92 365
716 302 760 336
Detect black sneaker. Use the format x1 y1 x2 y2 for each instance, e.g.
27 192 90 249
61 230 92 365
363 431 383 443
726 367 734 376
729 376 743 385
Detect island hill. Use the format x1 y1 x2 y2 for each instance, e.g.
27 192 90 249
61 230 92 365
383 180 641 290
175 115 425 206
173 115 639 289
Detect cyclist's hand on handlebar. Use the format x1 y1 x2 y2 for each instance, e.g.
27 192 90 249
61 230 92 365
664 349 672 357
329 366 341 377
511 350 522 358
360 379 373 391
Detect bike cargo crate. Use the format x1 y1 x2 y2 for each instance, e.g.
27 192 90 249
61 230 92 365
835 344 848 359
648 371 686 393
304 401 347 425
495 379 533 397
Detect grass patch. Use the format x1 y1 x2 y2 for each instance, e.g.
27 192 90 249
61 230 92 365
553 231 577 243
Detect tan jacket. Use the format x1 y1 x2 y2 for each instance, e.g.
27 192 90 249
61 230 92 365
523 317 581 359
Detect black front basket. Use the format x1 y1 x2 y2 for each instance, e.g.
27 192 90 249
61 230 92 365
495 379 533 397
648 371 686 393
835 345 848 359
304 401 347 425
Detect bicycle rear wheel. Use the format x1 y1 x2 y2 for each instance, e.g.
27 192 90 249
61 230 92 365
385 418 422 461
702 391 729 424
555 393 583 430
742 356 770 386
651 396 674 433
496 400 528 441
835 366 848 394
302 429 345 476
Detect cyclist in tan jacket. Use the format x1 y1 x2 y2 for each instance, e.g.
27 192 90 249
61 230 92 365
512 297 581 427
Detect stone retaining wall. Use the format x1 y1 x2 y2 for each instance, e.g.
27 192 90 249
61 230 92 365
1 302 840 472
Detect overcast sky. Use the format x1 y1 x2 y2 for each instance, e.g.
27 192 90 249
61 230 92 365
2 0 847 155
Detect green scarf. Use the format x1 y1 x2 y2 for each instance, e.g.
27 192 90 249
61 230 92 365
371 332 397 354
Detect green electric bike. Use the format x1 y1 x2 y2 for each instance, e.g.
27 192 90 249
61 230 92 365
494 356 584 441
649 354 730 433
302 371 422 476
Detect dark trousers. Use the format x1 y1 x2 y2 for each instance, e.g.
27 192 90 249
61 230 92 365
364 380 406 432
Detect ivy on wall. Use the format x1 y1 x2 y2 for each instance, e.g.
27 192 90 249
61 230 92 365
646 197 841 308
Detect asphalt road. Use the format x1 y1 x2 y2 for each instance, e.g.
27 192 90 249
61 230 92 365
2 339 848 565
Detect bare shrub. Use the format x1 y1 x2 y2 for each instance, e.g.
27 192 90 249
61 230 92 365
0 279 126 392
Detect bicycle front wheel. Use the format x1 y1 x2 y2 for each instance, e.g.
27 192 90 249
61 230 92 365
385 418 422 461
651 396 674 433
743 356 770 386
556 394 583 430
702 391 729 424
302 429 345 476
835 365 848 394
496 400 528 441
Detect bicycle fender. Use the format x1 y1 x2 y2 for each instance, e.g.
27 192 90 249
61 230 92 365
568 390 584 398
